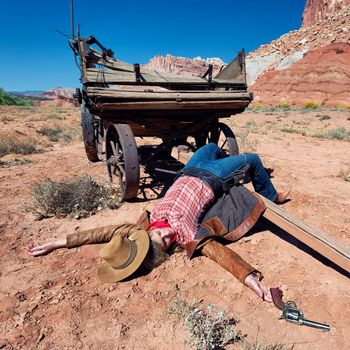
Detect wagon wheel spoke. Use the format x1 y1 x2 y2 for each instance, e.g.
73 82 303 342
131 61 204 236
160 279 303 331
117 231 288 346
220 138 227 150
195 123 239 156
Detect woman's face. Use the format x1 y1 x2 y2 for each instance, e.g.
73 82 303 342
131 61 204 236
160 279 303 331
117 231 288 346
148 227 175 251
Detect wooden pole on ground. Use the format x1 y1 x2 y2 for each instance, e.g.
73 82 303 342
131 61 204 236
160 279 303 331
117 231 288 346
258 195 350 274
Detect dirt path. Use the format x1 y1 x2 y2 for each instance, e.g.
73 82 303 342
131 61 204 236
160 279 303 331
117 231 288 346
0 107 349 349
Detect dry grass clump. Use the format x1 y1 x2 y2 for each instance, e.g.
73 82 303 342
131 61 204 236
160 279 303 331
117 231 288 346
241 343 293 350
0 134 40 157
30 175 121 219
337 169 350 182
280 127 301 134
168 300 243 350
37 126 81 142
312 127 350 141
0 158 30 168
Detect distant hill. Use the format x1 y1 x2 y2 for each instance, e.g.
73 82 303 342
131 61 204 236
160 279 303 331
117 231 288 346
10 90 45 96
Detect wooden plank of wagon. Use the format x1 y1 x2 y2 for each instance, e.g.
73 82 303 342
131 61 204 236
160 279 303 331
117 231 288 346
259 195 350 273
85 68 243 86
87 86 245 94
93 100 250 111
86 88 251 101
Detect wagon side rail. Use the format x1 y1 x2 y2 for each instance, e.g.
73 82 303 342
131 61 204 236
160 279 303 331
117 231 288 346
70 36 249 91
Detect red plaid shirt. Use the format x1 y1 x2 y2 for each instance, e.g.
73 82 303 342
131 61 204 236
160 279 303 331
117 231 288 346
150 176 215 246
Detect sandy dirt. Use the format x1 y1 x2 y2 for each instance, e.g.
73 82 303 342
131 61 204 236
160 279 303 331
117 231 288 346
0 105 349 350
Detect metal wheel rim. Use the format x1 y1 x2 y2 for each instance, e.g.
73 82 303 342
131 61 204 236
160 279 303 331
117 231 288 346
106 124 140 200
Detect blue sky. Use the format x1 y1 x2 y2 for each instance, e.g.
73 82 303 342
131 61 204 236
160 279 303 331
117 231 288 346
0 0 306 91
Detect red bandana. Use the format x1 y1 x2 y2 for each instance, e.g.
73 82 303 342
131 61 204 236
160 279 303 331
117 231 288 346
147 221 177 244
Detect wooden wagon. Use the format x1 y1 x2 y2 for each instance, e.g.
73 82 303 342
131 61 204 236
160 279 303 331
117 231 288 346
69 35 253 200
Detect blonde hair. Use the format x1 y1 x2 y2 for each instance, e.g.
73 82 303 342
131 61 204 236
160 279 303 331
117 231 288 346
142 241 169 271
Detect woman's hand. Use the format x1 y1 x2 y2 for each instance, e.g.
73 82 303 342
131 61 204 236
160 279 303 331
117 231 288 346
25 239 67 256
244 273 273 303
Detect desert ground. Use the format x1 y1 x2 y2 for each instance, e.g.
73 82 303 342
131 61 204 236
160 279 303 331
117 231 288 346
0 104 349 349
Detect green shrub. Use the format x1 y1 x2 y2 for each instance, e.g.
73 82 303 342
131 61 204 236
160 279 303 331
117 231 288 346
303 102 319 109
278 104 291 110
0 88 36 106
30 175 121 219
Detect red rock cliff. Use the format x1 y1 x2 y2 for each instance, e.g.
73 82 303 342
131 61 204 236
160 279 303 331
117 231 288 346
250 43 350 107
302 0 350 27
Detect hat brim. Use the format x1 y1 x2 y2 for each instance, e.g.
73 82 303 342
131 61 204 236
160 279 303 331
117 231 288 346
97 230 150 282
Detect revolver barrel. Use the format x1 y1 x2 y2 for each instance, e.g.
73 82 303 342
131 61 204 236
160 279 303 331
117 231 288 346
302 319 330 331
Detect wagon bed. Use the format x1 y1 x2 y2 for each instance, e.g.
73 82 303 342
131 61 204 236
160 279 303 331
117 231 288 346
69 35 253 199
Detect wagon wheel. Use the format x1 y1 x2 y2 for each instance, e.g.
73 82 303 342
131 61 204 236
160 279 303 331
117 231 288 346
195 122 239 155
106 124 140 200
81 104 104 162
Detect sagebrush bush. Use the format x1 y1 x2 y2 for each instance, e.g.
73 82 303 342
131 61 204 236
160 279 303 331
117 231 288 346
168 300 243 350
30 175 121 219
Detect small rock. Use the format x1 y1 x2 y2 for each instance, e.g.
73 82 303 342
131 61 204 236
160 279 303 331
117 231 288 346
37 332 45 342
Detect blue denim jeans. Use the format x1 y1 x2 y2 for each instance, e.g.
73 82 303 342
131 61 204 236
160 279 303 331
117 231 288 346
184 143 277 201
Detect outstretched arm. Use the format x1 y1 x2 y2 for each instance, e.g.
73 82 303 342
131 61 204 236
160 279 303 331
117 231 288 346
201 240 272 302
25 238 67 256
25 223 137 257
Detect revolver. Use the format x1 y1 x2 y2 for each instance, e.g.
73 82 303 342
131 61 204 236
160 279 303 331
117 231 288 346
270 288 330 331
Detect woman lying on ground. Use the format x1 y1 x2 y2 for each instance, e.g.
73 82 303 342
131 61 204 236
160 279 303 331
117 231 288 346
26 143 290 303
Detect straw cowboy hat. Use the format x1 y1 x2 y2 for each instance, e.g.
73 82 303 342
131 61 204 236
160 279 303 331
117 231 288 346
97 230 150 282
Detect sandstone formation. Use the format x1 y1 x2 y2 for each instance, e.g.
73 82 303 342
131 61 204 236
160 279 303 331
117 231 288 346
41 87 77 107
251 43 350 107
302 0 350 27
143 54 224 77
